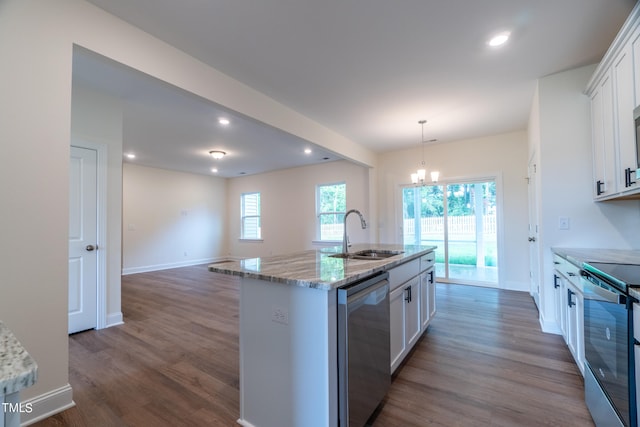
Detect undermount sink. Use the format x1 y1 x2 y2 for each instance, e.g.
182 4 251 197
330 249 404 260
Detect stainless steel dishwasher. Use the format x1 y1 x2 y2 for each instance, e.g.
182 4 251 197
338 271 390 427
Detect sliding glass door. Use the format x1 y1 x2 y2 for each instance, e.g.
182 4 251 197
402 180 498 285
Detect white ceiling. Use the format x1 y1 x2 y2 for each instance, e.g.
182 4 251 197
79 0 636 176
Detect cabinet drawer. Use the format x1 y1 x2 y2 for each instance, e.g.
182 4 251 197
388 258 420 291
555 256 581 287
420 252 435 272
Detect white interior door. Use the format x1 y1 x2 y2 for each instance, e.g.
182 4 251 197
69 146 98 334
527 157 540 309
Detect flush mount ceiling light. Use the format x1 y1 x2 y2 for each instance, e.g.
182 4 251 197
125 153 136 159
218 118 230 125
410 120 439 185
304 148 312 155
487 31 510 47
209 150 226 160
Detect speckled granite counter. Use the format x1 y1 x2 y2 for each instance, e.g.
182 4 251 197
0 321 37 395
552 247 640 299
209 243 436 290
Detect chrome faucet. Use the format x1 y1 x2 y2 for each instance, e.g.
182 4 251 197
342 209 367 254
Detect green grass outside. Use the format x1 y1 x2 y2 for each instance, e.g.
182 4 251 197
425 241 497 267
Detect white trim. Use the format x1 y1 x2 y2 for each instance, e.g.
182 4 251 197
122 257 222 275
236 418 257 427
20 384 74 426
70 141 108 331
106 312 124 328
238 239 264 243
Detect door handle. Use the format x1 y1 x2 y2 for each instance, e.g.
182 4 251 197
86 244 97 251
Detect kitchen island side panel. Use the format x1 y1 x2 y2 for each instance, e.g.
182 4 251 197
239 277 337 427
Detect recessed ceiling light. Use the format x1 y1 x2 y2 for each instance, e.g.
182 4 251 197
304 148 312 155
125 153 136 159
488 31 510 47
211 168 218 173
218 118 230 125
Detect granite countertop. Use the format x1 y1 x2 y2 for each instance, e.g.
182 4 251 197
0 321 37 395
551 247 640 268
209 243 437 290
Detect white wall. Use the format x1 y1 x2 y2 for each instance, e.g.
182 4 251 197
71 82 124 327
0 0 373 420
122 164 227 273
226 160 372 258
376 131 530 291
531 64 640 332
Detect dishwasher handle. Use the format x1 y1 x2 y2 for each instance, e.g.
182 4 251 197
338 272 389 301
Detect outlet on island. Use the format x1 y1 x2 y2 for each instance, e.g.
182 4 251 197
272 306 289 325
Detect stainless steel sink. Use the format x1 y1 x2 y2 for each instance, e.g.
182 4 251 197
330 249 404 260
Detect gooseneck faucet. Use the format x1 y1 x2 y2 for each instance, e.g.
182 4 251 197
342 209 367 255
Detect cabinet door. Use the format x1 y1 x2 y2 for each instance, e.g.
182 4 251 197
389 284 407 372
405 276 421 349
420 271 430 330
592 73 617 198
613 44 638 195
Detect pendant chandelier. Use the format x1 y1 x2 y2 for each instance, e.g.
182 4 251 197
410 120 439 185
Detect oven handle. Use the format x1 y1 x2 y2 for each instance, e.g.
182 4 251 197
581 270 627 304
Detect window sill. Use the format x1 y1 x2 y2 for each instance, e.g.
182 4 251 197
312 240 341 246
238 238 264 243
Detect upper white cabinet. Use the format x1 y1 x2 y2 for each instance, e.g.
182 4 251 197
586 5 640 200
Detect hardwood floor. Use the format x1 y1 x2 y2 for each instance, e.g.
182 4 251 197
33 265 593 427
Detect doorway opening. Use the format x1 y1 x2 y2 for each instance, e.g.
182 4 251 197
402 179 499 286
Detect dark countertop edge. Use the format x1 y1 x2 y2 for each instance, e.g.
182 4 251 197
209 245 436 291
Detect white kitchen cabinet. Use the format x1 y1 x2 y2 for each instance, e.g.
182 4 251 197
390 275 421 373
566 280 585 375
420 267 436 330
388 251 436 373
552 254 585 375
613 42 638 196
590 72 617 199
587 5 640 200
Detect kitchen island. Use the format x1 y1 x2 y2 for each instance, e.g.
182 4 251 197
0 321 37 427
209 243 436 427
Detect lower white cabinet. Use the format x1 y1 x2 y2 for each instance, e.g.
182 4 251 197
389 252 437 373
420 267 436 330
565 281 585 375
390 275 420 372
552 255 585 375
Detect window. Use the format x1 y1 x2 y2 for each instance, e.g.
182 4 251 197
317 182 346 241
241 192 261 240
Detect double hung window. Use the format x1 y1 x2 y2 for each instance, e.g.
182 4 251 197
241 192 261 239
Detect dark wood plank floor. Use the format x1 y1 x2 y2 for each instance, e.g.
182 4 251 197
34 265 593 427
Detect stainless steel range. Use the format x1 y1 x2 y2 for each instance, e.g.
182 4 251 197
582 262 640 427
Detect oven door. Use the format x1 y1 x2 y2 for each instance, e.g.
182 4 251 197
583 274 631 426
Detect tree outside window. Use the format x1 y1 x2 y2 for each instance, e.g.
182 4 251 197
317 183 346 241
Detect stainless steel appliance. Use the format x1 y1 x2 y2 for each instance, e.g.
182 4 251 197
583 262 640 427
338 272 390 427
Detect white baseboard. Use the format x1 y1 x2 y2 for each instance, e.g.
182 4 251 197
21 384 74 426
105 311 123 328
122 257 223 275
237 418 258 427
502 280 528 292
539 313 562 335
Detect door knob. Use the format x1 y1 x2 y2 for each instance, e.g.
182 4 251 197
86 244 97 251
528 237 536 242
